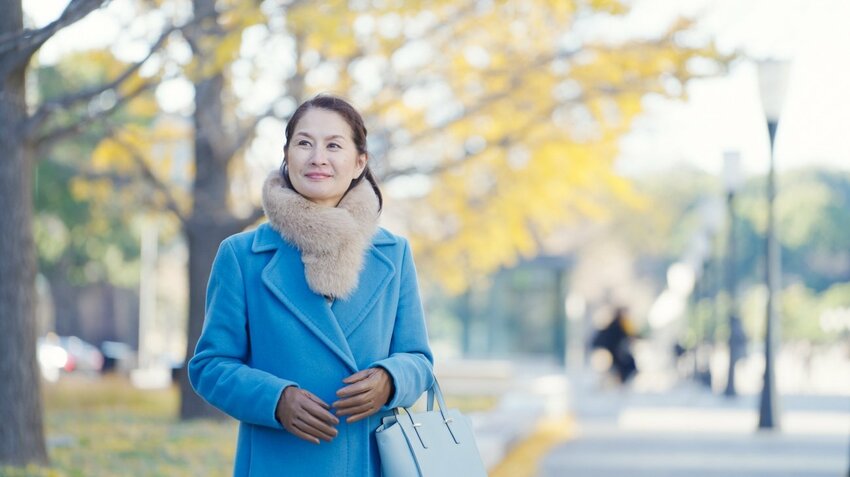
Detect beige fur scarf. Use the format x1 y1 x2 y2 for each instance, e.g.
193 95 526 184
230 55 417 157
261 171 380 299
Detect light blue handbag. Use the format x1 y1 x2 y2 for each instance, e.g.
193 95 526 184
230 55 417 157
375 378 487 477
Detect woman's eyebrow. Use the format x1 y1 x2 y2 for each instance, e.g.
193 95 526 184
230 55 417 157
293 131 347 142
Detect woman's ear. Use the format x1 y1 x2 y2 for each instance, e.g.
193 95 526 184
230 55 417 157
355 153 368 177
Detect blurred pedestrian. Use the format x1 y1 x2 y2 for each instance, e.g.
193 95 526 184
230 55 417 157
189 94 434 476
591 306 638 384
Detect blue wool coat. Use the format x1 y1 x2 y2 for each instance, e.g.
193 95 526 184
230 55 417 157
189 222 434 477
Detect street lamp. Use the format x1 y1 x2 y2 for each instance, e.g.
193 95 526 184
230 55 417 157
756 59 790 430
723 151 744 397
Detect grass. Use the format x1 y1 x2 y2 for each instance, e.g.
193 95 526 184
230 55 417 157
1 375 502 477
2 376 237 477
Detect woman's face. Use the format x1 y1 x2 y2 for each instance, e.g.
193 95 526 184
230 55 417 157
285 108 367 207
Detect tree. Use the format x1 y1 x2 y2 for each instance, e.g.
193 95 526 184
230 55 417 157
0 0 189 464
77 0 726 419
0 0 111 465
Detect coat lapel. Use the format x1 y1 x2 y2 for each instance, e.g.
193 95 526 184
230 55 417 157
254 225 358 372
332 243 395 337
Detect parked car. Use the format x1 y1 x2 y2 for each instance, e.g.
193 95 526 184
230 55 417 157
37 334 104 381
59 335 104 373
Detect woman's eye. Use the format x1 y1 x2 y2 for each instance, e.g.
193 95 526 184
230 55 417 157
328 143 341 150
297 140 311 147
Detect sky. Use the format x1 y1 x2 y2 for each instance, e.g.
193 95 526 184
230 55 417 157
25 0 850 178
615 0 850 176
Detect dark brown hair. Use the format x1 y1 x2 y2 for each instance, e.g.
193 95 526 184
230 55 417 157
281 94 383 210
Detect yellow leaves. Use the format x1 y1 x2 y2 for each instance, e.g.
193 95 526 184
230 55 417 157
219 1 267 30
126 94 159 117
91 139 134 174
186 29 243 80
408 113 648 293
183 3 267 81
70 173 115 207
78 121 193 219
287 0 359 58
57 50 125 84
53 0 722 298
214 31 243 71
583 0 629 15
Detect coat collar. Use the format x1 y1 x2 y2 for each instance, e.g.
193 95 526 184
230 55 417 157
253 223 397 372
252 222 397 253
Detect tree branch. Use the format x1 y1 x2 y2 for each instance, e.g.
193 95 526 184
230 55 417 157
0 0 106 74
111 134 188 224
222 107 276 163
24 30 173 138
33 79 157 156
24 9 215 139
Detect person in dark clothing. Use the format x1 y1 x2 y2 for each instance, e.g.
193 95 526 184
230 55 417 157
591 307 638 383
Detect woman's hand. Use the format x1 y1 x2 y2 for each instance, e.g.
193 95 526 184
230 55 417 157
276 386 339 444
333 368 394 423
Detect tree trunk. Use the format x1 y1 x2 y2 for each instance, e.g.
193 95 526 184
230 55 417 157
0 1 48 465
178 1 241 417
178 221 234 420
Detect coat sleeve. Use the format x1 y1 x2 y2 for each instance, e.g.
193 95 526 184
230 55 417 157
369 238 435 409
188 239 293 429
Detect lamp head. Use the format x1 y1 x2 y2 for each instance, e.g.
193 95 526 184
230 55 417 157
723 150 743 193
757 60 791 123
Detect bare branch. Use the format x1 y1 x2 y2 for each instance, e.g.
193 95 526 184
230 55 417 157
33 80 157 156
0 0 106 73
25 31 171 138
77 170 136 188
24 9 216 139
222 107 277 162
111 134 188 224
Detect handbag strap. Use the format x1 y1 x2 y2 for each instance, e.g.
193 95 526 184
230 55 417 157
394 376 463 448
426 377 448 412
425 377 462 445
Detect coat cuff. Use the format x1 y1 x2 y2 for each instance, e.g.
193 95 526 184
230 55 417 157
369 355 433 410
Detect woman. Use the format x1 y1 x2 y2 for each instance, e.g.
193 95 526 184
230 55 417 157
189 94 434 476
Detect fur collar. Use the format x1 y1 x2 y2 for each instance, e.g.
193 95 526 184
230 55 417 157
261 171 379 299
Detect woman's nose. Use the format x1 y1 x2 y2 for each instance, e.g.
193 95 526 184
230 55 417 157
310 150 328 165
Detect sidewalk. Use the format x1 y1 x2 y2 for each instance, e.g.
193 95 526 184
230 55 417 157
538 375 850 477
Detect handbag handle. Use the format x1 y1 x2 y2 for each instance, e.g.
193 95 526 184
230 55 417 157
392 376 462 447
425 377 449 413
426 377 463 445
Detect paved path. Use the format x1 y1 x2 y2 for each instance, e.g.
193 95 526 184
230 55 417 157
539 377 850 477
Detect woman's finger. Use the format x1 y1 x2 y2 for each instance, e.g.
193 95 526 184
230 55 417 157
332 391 373 411
302 399 340 426
304 390 332 409
342 368 373 384
294 417 337 442
336 379 372 398
300 403 340 431
345 409 375 424
335 398 373 415
287 422 321 444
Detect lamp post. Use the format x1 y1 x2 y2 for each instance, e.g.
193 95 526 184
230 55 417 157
723 151 743 397
757 59 790 430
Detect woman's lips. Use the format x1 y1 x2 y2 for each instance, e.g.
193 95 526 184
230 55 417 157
305 172 332 179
